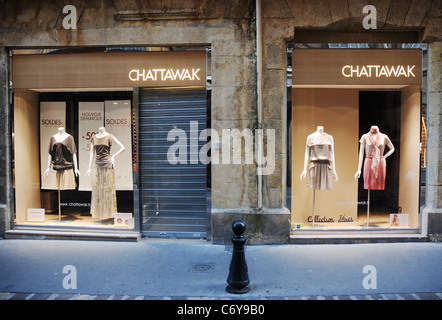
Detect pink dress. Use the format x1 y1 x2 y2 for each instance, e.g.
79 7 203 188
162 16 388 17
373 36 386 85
360 132 392 190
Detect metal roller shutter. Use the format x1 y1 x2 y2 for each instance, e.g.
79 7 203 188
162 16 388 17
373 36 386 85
138 87 208 238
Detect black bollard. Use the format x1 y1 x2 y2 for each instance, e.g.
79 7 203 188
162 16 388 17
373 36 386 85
226 220 250 294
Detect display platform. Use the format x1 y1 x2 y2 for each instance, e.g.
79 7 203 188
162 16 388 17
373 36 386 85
19 207 134 229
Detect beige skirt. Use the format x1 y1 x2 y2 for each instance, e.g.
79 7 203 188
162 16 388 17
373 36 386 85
307 160 332 191
51 168 76 190
90 167 117 220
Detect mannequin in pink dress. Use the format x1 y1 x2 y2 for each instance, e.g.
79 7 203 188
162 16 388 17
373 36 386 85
355 125 395 226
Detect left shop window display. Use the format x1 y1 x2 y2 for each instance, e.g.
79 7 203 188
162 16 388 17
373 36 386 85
13 92 135 229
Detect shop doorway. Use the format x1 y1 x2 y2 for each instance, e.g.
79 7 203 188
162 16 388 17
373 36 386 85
138 87 209 238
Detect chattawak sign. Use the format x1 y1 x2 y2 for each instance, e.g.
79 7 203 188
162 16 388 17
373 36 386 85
292 49 422 87
12 51 206 89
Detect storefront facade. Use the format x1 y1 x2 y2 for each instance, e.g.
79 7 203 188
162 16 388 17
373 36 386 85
10 50 208 240
0 0 441 244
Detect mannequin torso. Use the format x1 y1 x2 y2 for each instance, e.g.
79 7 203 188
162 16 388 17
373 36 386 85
95 127 109 139
85 127 126 176
354 125 395 185
53 127 70 142
44 127 80 177
300 126 338 184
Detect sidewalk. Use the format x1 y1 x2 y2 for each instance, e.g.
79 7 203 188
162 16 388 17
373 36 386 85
1 292 441 300
0 238 441 300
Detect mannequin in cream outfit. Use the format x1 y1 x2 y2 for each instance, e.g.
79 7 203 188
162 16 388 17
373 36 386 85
300 126 338 190
85 126 125 220
85 127 125 176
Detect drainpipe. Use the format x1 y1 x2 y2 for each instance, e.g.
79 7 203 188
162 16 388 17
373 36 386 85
256 0 263 210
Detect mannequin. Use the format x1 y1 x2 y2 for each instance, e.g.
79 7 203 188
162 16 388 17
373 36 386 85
86 127 125 221
44 127 80 221
355 125 395 227
85 127 125 175
300 126 338 188
300 126 338 226
44 127 80 177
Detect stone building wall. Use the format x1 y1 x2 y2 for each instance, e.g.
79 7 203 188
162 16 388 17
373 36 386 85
423 41 442 240
0 0 262 241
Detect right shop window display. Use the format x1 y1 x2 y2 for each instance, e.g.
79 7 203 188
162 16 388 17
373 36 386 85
291 48 422 231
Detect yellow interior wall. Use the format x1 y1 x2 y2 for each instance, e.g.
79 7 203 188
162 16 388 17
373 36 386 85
399 85 421 227
14 89 41 223
291 88 359 226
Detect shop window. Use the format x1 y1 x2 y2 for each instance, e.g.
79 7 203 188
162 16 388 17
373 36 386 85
289 46 423 231
10 48 207 234
13 91 135 228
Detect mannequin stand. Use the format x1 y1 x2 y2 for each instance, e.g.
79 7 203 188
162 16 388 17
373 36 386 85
312 189 316 227
58 187 61 222
57 172 61 222
366 190 370 228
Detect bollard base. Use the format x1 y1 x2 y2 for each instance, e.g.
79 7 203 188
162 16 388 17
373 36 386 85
225 285 250 294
